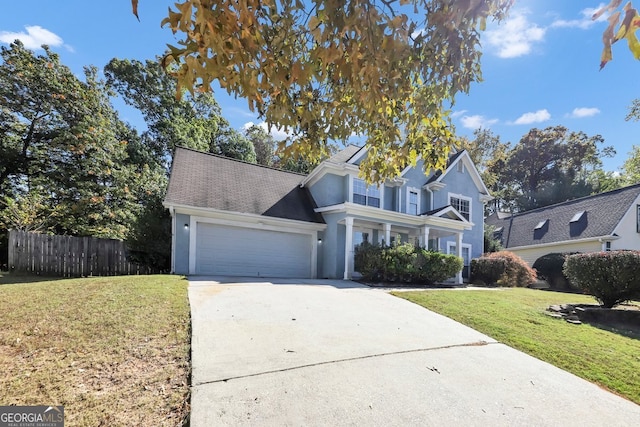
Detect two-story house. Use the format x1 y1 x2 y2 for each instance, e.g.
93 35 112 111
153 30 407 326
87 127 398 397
164 145 492 282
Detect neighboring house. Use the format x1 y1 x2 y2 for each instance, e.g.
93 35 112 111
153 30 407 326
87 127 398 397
486 183 640 265
164 145 493 281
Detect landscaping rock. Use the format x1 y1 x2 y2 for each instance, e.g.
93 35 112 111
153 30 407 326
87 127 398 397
546 303 640 333
546 304 582 325
543 312 563 319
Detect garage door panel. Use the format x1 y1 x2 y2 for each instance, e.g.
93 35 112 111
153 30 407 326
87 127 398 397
195 223 312 278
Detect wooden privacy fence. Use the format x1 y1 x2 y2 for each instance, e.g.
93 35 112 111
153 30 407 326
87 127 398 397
8 230 154 277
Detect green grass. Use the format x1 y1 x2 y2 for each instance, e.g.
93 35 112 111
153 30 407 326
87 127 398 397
394 288 640 405
0 273 190 426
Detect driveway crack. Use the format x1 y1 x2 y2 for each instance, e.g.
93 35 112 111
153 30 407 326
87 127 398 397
193 340 499 387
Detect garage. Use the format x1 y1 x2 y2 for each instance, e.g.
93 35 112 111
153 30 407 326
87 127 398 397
195 223 313 278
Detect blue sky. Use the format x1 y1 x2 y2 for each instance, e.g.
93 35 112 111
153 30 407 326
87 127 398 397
1 1 638 171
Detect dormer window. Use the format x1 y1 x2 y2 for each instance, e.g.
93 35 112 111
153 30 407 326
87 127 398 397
570 211 587 236
570 211 585 223
353 178 380 208
534 219 549 240
534 220 548 230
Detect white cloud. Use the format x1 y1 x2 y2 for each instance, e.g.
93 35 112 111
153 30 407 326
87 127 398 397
485 11 546 58
460 114 498 129
243 121 293 140
551 4 608 29
450 110 468 119
570 107 601 118
0 25 66 50
513 109 551 125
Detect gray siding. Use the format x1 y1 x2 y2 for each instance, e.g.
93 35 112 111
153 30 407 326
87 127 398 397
436 166 485 259
318 212 346 279
400 160 431 215
309 173 345 207
174 213 191 274
384 186 394 211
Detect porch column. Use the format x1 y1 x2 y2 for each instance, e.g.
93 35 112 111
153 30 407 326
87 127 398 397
456 232 463 284
422 227 430 248
383 223 391 245
343 217 354 280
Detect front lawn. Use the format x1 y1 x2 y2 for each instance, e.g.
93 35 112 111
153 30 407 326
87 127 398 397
0 274 190 426
394 288 640 405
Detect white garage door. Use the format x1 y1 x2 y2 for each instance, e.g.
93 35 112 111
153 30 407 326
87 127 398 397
195 223 312 278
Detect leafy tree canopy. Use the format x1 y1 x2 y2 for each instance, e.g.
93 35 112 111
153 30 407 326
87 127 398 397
0 41 147 239
498 126 614 212
456 128 508 189
105 57 256 165
133 0 513 182
622 145 640 184
244 125 277 167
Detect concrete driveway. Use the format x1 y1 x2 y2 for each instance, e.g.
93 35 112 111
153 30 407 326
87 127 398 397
188 277 640 426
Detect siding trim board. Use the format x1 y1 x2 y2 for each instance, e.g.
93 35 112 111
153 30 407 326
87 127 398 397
505 235 618 252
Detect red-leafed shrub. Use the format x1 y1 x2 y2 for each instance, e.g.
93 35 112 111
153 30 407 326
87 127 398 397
471 251 536 287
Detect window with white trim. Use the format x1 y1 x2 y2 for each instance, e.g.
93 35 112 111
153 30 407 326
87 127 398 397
407 188 419 215
449 194 471 220
353 178 381 208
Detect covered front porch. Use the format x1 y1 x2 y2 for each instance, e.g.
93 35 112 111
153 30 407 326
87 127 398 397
315 202 473 283
341 217 468 283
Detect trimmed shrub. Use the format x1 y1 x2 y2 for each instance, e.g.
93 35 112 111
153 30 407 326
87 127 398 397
382 242 417 282
564 251 640 308
354 242 462 284
471 257 506 285
414 250 463 284
471 251 536 287
532 252 578 291
354 242 384 282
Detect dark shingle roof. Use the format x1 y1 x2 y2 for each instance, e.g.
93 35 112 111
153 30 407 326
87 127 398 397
165 147 324 223
486 184 640 248
425 150 465 184
327 145 362 163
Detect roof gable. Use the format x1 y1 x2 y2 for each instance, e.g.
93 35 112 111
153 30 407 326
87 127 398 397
165 147 324 223
426 150 490 196
488 184 640 248
328 144 362 164
423 205 469 222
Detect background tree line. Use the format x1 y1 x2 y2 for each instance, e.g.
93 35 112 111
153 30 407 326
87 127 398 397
0 42 322 270
2 40 640 270
458 118 640 215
